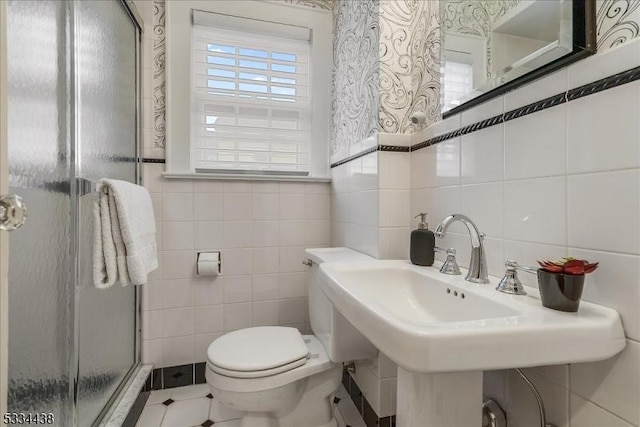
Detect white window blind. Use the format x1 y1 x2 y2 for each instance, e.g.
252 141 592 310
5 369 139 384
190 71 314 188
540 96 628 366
192 13 311 175
443 60 473 109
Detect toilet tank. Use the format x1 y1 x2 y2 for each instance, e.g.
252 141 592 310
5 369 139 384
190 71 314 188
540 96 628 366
305 248 378 363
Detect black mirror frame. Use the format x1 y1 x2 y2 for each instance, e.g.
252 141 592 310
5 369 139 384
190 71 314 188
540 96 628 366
442 0 597 119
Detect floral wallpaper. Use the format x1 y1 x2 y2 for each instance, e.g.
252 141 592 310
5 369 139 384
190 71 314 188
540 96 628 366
379 0 440 134
330 0 441 159
330 0 380 160
597 0 640 50
283 0 333 9
152 0 165 150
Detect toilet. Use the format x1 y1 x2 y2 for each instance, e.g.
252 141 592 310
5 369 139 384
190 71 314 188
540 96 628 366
205 248 377 427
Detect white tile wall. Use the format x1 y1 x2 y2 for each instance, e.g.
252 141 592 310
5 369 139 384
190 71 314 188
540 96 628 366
570 340 640 425
141 163 331 367
504 105 567 180
330 143 413 416
461 126 504 184
567 84 640 174
331 151 380 258
410 39 640 427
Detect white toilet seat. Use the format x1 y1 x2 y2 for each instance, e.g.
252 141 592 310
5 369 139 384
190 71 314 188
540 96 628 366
208 326 310 374
206 334 336 393
209 355 309 378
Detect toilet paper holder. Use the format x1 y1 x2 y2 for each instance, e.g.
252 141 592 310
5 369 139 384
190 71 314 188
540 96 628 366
196 251 222 276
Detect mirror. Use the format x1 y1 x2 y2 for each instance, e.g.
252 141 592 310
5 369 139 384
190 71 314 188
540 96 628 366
441 0 596 117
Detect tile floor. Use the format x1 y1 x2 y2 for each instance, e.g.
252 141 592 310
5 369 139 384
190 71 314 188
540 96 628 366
135 383 365 427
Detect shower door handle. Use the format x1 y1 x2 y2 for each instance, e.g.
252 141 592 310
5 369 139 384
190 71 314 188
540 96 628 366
0 194 27 231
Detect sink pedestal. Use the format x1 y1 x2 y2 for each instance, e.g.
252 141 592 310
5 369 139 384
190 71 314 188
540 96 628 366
396 368 482 427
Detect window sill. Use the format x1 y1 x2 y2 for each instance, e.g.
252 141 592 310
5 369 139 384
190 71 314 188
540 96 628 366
161 172 331 183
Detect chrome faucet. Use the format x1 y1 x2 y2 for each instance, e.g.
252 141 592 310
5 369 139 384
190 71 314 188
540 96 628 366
435 247 461 275
434 214 489 284
496 260 537 295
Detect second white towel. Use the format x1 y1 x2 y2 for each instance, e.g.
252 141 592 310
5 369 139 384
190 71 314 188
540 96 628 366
93 178 158 288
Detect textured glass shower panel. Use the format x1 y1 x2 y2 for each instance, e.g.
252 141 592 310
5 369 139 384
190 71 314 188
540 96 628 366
75 1 138 426
6 0 72 423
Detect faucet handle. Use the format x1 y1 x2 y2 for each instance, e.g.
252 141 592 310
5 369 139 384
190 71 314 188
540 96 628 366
496 260 535 295
435 247 461 275
506 260 538 274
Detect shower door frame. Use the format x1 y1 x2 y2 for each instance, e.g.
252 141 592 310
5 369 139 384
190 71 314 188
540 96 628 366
0 0 8 416
68 1 144 425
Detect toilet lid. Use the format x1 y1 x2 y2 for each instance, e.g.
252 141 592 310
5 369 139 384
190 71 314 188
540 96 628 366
207 356 308 379
207 326 309 372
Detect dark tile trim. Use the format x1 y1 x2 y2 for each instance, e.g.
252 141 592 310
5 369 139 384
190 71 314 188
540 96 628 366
163 364 194 389
408 64 640 153
329 144 411 169
143 367 163 391
330 146 379 168
195 362 207 385
567 66 640 101
142 363 208 392
142 157 166 163
379 145 411 153
341 368 395 427
122 390 150 427
330 63 640 169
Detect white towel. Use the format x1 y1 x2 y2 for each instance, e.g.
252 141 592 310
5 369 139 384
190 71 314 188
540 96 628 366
93 178 158 288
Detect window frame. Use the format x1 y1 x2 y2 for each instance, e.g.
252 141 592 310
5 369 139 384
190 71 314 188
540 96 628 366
191 15 312 175
165 0 332 179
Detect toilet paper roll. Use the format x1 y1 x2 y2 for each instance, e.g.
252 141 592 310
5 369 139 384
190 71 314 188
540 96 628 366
197 252 221 276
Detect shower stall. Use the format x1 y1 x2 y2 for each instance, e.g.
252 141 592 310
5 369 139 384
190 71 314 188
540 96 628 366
5 0 143 425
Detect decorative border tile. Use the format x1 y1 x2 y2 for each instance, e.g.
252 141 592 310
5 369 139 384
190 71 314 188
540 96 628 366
341 368 396 427
142 158 166 163
330 62 640 169
378 145 411 153
143 362 208 392
329 144 410 168
162 364 194 389
412 64 640 153
330 146 379 168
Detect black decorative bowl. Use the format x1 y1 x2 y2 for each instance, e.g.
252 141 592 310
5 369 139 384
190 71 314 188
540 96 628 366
537 269 585 312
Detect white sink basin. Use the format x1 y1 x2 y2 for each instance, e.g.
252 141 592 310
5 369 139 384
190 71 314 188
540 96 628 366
319 260 626 373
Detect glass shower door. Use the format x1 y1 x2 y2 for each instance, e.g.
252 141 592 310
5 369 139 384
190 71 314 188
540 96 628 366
75 1 140 426
6 1 141 425
7 1 73 423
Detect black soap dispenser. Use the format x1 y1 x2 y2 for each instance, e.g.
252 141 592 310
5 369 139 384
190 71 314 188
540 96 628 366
410 213 435 266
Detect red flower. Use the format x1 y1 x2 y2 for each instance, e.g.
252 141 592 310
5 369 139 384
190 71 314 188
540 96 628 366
537 258 599 275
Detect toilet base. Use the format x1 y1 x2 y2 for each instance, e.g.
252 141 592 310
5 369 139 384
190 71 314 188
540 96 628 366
209 364 342 427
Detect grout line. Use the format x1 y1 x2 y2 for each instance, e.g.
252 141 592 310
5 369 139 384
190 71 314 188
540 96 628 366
562 166 640 177
569 389 637 426
565 245 640 257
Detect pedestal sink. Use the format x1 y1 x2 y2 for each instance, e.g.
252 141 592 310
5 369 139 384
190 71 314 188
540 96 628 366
318 260 626 427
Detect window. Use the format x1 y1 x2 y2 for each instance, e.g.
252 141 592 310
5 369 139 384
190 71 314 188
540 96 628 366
166 1 331 178
443 59 474 109
441 33 487 113
192 11 311 175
